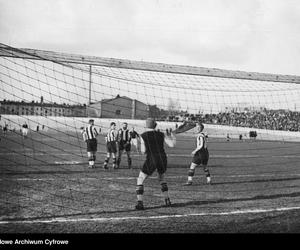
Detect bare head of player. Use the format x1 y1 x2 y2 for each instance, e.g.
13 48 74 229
122 122 128 130
146 118 157 129
197 122 204 133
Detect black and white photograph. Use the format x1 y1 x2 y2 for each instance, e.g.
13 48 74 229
0 0 300 239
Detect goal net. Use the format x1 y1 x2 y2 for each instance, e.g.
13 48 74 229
0 43 300 224
1 43 300 141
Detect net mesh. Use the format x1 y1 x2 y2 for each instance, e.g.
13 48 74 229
1 43 300 224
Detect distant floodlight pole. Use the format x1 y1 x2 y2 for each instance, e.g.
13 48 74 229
89 65 92 105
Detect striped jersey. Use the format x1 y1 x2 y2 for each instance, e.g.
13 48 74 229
195 132 208 151
118 128 131 142
106 129 117 142
82 125 98 140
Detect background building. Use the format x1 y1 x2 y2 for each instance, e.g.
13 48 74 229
0 96 165 120
87 95 150 119
0 100 86 117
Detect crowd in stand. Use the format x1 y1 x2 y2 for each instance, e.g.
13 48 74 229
162 109 300 132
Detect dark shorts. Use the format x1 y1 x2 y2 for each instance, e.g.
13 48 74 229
119 141 131 152
141 153 167 176
106 141 117 154
192 149 209 165
87 138 97 152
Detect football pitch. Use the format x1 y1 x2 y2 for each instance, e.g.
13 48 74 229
0 130 300 233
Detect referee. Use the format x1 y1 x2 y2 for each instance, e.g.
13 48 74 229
82 119 99 168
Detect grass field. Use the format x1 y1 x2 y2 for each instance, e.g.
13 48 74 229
0 129 300 233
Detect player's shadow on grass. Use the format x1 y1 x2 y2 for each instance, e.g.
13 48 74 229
1 168 106 175
211 176 300 185
5 190 300 223
170 191 300 209
5 207 149 222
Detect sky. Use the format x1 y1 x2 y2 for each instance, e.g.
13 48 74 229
0 0 300 113
1 0 300 76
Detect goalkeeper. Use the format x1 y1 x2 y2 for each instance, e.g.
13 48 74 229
183 123 211 185
135 118 176 210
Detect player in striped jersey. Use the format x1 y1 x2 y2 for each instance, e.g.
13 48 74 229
82 119 99 168
116 122 132 169
103 122 118 169
184 123 211 185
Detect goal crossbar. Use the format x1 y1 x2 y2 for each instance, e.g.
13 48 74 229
0 43 300 84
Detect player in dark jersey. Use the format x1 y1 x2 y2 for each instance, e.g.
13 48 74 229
130 126 140 152
116 122 132 169
103 122 118 169
226 133 230 142
135 118 176 210
184 123 211 185
22 122 29 138
82 119 99 168
3 123 8 136
130 127 139 139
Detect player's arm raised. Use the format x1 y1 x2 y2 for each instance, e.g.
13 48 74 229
140 137 146 154
173 121 196 134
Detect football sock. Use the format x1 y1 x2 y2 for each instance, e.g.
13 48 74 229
112 157 116 167
161 182 169 199
137 172 148 201
188 168 195 182
204 167 210 177
88 155 94 166
136 185 144 201
204 167 211 182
